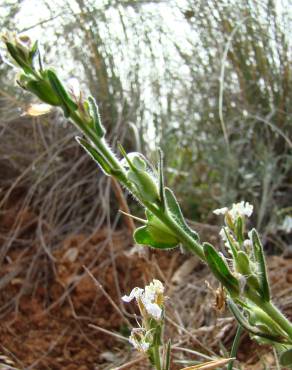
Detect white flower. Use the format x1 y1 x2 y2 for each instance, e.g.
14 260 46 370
213 207 228 216
144 279 164 301
122 279 164 320
214 202 253 221
229 201 253 220
129 328 150 353
219 227 231 251
219 227 228 242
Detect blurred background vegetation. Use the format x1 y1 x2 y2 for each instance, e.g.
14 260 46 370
0 0 291 254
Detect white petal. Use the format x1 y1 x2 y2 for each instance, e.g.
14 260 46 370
144 301 162 320
129 329 150 353
243 202 253 217
219 227 227 241
152 279 164 293
144 279 164 302
26 103 52 116
122 287 143 303
213 207 228 215
140 340 150 352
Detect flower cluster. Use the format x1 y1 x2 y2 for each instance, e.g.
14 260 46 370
213 201 253 221
122 279 165 353
214 201 253 249
122 279 164 321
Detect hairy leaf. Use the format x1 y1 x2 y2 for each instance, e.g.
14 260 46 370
165 187 199 242
251 229 270 301
203 243 239 296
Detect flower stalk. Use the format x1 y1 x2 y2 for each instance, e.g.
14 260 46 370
122 280 166 370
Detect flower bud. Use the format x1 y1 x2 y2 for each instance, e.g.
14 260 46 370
235 251 251 275
120 151 160 203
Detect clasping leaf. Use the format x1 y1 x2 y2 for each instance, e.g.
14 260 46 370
134 210 179 249
203 243 239 297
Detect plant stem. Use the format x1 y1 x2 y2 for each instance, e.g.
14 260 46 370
69 110 129 185
227 325 243 370
247 290 292 340
260 301 292 340
153 344 162 370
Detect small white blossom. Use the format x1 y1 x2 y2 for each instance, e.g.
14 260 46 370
214 202 253 222
122 279 164 320
229 201 253 220
129 328 150 352
243 239 252 249
219 227 228 242
219 227 231 251
213 207 228 216
144 279 164 301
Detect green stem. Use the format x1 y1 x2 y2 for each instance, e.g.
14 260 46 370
69 110 129 184
247 290 292 340
260 301 292 340
153 344 162 370
227 325 243 370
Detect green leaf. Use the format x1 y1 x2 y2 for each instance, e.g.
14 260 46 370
47 69 78 116
87 96 105 137
165 187 199 242
235 251 251 275
28 40 39 67
132 155 147 171
127 170 159 203
134 225 178 249
163 340 171 370
251 229 270 301
76 137 112 175
235 216 244 244
118 144 159 202
203 243 239 297
248 305 285 337
280 349 292 368
223 227 238 258
152 323 162 346
118 143 135 170
158 149 166 209
5 42 32 74
145 210 176 236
